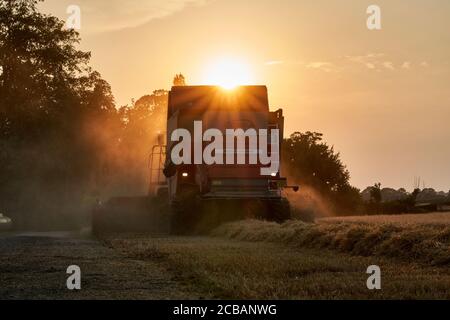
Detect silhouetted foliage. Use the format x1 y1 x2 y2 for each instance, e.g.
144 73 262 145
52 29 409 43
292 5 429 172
0 0 172 230
282 131 361 215
173 73 186 86
369 183 382 203
368 183 382 214
112 90 168 192
361 185 426 215
0 0 120 228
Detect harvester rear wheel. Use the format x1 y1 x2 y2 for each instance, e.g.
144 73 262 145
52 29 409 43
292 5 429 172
170 185 200 235
267 198 291 223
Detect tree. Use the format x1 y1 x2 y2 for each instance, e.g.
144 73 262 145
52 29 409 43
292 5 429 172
112 90 168 192
370 183 382 203
282 131 361 214
283 132 350 191
173 73 186 86
409 188 421 204
119 89 168 149
0 0 119 229
0 0 93 140
369 183 382 214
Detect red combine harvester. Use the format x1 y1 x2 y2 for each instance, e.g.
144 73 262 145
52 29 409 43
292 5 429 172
93 86 298 235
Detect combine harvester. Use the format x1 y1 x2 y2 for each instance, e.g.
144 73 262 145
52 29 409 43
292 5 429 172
93 86 298 234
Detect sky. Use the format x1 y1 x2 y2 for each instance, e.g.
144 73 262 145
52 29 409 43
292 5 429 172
39 0 450 191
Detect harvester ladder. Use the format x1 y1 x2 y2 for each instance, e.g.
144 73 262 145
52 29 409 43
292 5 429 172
148 144 167 195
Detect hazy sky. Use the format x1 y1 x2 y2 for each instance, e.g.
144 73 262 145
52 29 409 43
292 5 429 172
40 0 450 191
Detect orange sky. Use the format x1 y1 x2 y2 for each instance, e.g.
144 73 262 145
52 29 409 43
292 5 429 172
40 0 450 191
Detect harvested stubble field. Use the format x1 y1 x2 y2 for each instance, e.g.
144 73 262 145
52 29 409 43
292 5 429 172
101 212 450 299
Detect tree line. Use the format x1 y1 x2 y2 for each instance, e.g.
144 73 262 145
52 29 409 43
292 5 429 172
0 0 167 228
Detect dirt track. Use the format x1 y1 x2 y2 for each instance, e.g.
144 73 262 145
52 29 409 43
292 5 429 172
0 232 198 300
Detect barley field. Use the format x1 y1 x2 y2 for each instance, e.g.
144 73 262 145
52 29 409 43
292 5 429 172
320 212 450 225
212 213 450 266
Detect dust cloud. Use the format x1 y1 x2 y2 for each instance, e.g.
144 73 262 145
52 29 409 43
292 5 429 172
2 98 168 232
285 184 336 220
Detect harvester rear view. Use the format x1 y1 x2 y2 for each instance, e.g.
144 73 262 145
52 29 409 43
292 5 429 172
93 85 298 235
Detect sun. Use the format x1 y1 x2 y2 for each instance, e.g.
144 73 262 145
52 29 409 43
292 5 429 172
203 58 253 89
